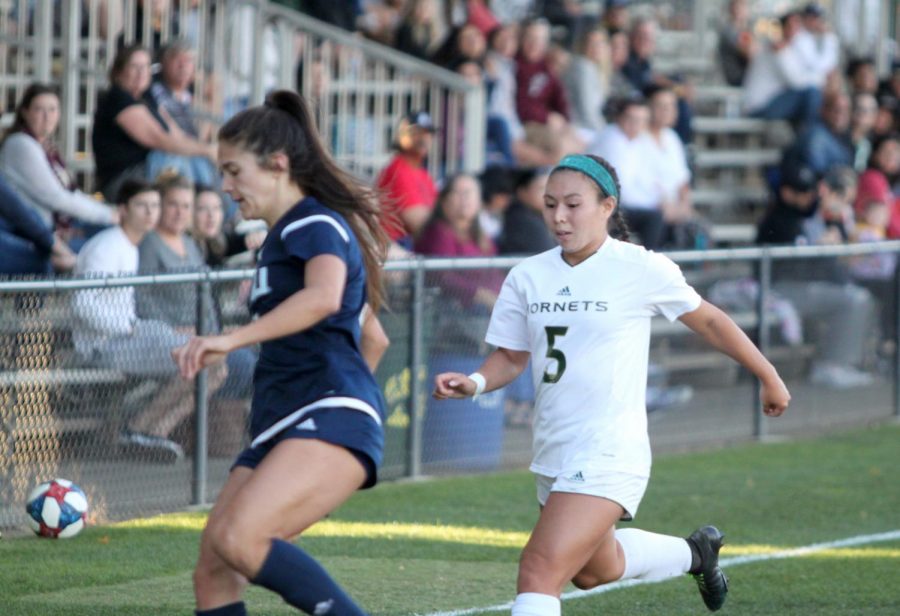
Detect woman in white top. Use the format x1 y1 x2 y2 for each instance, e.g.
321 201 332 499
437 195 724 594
0 83 117 228
433 154 791 615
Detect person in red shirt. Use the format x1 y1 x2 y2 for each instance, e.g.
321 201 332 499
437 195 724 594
376 110 439 247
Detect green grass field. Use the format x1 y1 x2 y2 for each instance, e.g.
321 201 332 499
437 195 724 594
2 424 898 615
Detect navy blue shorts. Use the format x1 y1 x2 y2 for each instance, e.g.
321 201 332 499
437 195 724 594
232 407 383 489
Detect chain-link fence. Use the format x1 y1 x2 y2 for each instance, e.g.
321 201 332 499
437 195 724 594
2 243 900 533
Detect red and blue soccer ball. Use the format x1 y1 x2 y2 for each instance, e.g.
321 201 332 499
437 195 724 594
25 479 89 538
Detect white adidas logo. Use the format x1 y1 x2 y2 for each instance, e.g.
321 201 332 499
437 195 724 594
314 599 334 614
295 418 318 431
557 286 572 296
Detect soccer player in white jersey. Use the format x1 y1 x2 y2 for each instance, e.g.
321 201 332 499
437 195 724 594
433 154 791 615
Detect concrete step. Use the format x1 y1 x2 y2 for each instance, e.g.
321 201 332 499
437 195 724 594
694 148 781 168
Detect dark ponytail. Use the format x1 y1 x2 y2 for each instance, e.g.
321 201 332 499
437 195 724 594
219 90 389 311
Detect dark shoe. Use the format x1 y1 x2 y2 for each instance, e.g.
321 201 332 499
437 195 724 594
687 525 729 611
118 430 185 464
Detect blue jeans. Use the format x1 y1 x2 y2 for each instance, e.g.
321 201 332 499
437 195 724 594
0 224 51 275
145 151 218 186
751 87 822 130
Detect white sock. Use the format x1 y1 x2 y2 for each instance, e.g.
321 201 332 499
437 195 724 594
510 592 561 616
615 528 693 581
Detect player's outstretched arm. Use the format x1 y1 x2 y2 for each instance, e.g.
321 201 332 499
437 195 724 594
679 299 791 417
173 254 347 379
433 347 530 400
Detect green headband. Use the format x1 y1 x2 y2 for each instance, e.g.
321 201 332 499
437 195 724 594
552 155 618 199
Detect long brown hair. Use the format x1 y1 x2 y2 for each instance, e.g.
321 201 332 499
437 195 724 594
218 90 389 310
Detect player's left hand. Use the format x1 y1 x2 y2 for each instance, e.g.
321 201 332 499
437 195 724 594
172 334 231 380
760 376 791 417
432 372 477 399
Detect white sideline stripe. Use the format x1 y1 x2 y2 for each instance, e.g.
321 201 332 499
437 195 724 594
420 529 900 616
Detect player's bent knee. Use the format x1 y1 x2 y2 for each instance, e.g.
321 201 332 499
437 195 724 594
518 550 567 592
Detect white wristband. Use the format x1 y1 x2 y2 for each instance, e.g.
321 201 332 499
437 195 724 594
468 372 487 400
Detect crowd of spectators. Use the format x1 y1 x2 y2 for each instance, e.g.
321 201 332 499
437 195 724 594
3 0 900 446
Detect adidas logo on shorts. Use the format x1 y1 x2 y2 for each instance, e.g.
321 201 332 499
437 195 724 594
295 418 318 431
567 471 585 483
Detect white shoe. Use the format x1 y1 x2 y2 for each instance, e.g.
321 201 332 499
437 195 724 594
809 363 874 389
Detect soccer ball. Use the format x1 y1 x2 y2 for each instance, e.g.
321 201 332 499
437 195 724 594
25 479 89 538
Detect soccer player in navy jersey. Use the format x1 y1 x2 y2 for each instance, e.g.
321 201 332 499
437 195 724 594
173 90 389 616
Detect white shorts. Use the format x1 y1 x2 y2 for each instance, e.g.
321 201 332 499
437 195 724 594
536 471 650 521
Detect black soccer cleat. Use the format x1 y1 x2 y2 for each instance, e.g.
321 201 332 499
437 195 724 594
687 525 729 612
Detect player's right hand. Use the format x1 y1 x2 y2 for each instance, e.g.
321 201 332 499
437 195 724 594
432 372 477 399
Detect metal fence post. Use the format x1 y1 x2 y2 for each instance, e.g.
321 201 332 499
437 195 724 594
754 249 772 439
407 259 426 478
192 278 212 506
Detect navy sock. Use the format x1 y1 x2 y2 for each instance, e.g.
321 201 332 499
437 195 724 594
196 602 247 616
253 538 365 615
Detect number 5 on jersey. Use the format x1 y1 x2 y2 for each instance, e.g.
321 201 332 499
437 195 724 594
543 326 568 383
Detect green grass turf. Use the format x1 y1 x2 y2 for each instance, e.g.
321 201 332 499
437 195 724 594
1 423 898 615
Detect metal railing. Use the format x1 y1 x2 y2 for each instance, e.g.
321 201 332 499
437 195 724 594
0 0 484 188
1 242 899 532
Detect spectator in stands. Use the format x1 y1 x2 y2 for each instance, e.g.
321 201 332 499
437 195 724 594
872 94 899 139
781 90 853 177
92 44 217 202
795 2 840 85
718 0 756 87
452 59 515 168
192 185 246 269
138 173 252 456
590 95 664 249
478 166 514 242
465 0 499 36
621 17 693 144
376 110 439 247
415 173 504 313
542 0 598 48
497 167 556 255
742 10 821 130
562 27 611 143
432 20 488 68
847 57 879 97
850 92 878 171
149 40 206 139
756 163 876 389
395 0 445 60
645 85 705 249
601 0 631 33
515 18 585 163
145 39 220 186
0 175 76 275
71 179 221 461
0 83 117 230
607 27 635 103
850 197 898 347
484 23 556 167
854 134 900 238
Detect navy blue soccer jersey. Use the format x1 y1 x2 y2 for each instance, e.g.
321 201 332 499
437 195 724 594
246 196 385 447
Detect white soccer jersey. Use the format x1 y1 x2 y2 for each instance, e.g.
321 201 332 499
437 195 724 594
485 239 702 477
